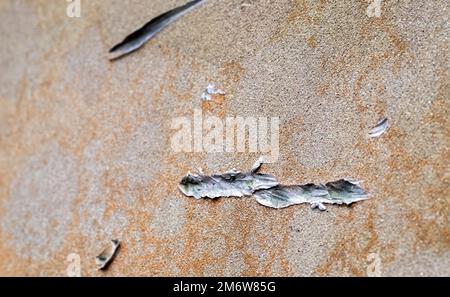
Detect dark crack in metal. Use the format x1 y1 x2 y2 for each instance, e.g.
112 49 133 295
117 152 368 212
178 158 279 199
95 239 120 270
109 0 206 60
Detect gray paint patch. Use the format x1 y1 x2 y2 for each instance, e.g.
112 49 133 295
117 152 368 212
383 250 450 277
79 121 163 243
286 208 338 276
224 251 245 276
62 27 108 104
232 41 360 169
0 1 41 102
120 122 164 190
150 197 186 237
78 139 128 241
2 142 77 261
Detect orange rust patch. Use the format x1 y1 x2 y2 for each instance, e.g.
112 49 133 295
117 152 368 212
315 83 329 97
201 93 226 119
220 61 246 86
307 35 317 48
315 205 388 276
270 0 326 43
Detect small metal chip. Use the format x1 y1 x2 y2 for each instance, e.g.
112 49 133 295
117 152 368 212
369 117 389 138
95 239 120 270
109 0 206 60
201 83 226 101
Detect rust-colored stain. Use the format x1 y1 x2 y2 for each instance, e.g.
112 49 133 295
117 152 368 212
0 0 448 276
201 92 227 118
307 35 317 48
271 0 327 42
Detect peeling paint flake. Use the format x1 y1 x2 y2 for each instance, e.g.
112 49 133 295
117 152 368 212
254 184 328 209
311 202 327 211
369 117 389 138
201 83 226 101
178 158 278 199
254 180 369 210
109 0 206 60
179 159 370 211
325 179 368 203
96 239 120 270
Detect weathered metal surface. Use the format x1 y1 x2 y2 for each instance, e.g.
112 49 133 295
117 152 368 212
0 0 448 276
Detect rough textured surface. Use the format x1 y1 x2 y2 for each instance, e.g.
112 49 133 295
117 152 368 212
0 0 449 276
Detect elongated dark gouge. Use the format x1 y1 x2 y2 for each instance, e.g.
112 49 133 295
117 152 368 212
109 0 206 61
